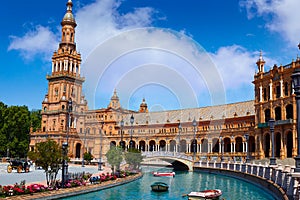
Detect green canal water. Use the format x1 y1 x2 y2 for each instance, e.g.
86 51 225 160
65 166 276 200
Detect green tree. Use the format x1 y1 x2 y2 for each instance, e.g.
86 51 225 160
27 139 63 187
83 152 93 164
30 109 41 132
105 146 123 173
1 105 30 158
124 148 144 170
0 101 41 158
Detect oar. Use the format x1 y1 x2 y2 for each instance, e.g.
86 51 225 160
182 193 188 197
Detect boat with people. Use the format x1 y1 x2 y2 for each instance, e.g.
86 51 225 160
186 189 222 200
150 182 169 192
152 171 175 177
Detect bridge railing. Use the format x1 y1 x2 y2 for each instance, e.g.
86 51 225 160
142 151 193 161
194 161 297 199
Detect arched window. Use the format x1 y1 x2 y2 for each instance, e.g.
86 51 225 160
284 82 289 96
276 85 280 98
286 104 293 119
263 88 267 101
275 107 281 121
265 133 270 157
264 109 270 122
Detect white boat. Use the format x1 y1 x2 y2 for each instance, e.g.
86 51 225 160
152 171 175 177
187 189 222 200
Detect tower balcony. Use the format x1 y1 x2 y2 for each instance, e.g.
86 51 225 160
46 73 85 82
257 119 293 128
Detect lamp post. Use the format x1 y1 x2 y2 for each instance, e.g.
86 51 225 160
269 118 276 166
219 136 223 162
130 114 134 149
244 133 250 163
63 98 72 186
292 68 300 171
192 118 197 161
67 98 73 144
120 119 124 150
61 142 68 188
82 129 87 167
178 123 182 153
98 119 104 171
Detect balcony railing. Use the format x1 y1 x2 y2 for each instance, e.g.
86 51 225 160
258 119 293 128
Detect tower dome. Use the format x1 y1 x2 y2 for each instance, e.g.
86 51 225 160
61 0 76 26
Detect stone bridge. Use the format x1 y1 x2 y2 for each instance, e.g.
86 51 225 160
142 151 194 171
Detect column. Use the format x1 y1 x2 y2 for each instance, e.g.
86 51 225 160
259 85 263 102
52 62 54 73
280 79 283 98
73 117 77 128
55 61 58 72
242 142 245 152
70 61 73 73
64 60 67 71
269 82 273 100
231 142 233 153
199 144 202 153
233 142 236 153
59 60 62 71
219 142 221 153
78 64 81 75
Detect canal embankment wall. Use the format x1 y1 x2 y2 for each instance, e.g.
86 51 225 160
194 166 289 200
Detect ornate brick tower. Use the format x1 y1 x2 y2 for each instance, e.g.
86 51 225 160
31 0 88 157
253 50 298 160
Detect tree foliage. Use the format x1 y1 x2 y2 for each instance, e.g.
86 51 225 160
83 152 93 164
27 139 63 187
0 101 41 158
124 148 144 170
105 146 123 173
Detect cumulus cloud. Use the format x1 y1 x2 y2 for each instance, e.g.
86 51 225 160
240 0 300 45
7 0 270 109
210 45 256 89
75 0 154 60
8 25 58 61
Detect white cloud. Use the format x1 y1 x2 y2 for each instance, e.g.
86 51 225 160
7 0 271 109
210 45 277 88
240 0 300 45
210 45 256 89
8 25 58 61
75 0 154 60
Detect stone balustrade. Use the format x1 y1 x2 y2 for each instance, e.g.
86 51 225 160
195 161 297 200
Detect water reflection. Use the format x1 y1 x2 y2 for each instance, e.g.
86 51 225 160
65 167 275 200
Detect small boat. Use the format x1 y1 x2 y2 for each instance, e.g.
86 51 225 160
186 189 222 200
151 182 169 192
152 171 175 177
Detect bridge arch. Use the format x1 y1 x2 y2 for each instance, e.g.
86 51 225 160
142 152 194 171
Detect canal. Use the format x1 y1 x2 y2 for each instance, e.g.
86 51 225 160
64 166 276 200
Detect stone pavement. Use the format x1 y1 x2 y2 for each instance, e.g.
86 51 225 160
0 162 111 186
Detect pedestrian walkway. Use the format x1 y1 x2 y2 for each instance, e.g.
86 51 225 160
4 173 142 200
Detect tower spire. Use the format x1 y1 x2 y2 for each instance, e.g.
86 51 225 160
256 50 265 73
59 0 77 51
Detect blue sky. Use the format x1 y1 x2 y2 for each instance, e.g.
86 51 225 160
1 0 300 111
